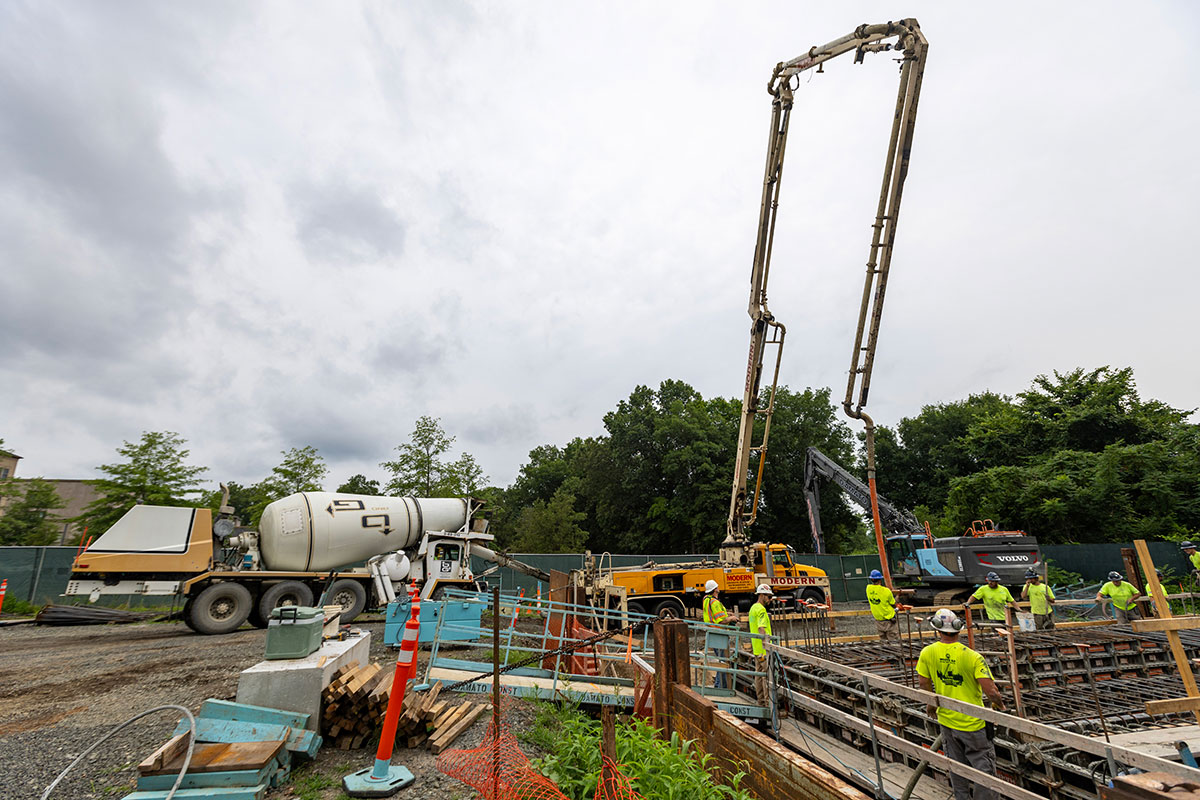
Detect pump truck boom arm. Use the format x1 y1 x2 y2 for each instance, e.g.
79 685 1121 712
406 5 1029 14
724 21 928 567
802 446 919 553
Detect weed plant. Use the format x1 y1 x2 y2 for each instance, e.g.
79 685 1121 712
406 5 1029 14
528 703 752 800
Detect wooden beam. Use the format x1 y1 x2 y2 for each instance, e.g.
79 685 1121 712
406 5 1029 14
1134 539 1200 727
767 642 1200 784
1145 697 1200 716
783 685 1046 800
1131 616 1200 633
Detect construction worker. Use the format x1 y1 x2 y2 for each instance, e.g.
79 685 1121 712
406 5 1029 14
969 572 1018 632
748 584 774 707
866 569 899 641
917 608 1006 800
1182 541 1200 580
1020 569 1055 630
702 579 738 690
1097 571 1142 624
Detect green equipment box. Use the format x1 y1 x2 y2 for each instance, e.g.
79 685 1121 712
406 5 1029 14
264 606 325 660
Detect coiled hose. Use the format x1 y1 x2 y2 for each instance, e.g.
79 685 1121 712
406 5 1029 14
41 704 196 800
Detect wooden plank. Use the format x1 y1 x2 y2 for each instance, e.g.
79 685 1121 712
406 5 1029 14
1103 726 1200 760
783 685 1046 800
136 765 274 790
137 732 191 774
768 642 1200 784
1146 697 1200 716
777 723 950 800
196 699 309 731
1132 616 1200 633
1134 538 1200 726
432 701 472 732
173 719 321 761
430 704 490 754
345 662 381 695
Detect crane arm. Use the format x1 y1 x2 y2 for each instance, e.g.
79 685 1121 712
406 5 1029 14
724 20 928 571
803 447 920 553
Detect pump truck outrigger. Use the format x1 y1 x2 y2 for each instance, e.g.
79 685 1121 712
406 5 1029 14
64 488 548 635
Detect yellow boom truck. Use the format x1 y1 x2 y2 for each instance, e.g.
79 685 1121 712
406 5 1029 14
573 544 829 619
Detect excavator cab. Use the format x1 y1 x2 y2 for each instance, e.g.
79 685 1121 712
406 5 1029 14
885 533 927 578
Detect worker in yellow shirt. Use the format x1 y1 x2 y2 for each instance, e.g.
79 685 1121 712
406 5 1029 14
969 572 1018 633
866 570 899 640
1182 542 1200 581
1020 569 1055 630
702 579 738 690
1097 571 1142 624
747 584 774 707
917 609 1006 800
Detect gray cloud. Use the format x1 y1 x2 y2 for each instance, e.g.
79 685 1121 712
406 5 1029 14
292 179 407 264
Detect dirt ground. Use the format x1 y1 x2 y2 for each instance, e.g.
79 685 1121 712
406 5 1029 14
0 616 526 800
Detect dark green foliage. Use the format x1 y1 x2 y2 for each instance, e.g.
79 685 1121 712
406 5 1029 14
77 431 208 536
381 416 488 497
877 368 1199 544
494 381 864 555
336 474 380 495
0 478 65 545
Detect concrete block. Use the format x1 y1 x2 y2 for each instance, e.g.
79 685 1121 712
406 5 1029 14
235 632 370 731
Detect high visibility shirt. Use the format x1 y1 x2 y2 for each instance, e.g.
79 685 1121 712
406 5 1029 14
916 641 993 732
1025 583 1055 615
1190 552 1200 572
1099 581 1139 610
972 584 1016 621
748 601 772 656
866 584 897 621
703 594 729 625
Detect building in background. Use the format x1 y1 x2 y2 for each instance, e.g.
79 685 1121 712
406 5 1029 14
0 450 100 544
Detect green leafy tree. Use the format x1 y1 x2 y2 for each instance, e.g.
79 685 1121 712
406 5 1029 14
337 474 380 495
0 478 65 545
508 478 589 553
246 446 329 523
381 416 489 497
77 431 208 536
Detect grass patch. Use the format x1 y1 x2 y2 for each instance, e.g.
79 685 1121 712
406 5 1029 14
291 762 341 800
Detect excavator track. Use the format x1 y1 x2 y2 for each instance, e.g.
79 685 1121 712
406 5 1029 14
932 588 974 607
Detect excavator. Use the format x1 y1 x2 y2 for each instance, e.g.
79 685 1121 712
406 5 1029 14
803 446 1043 603
721 19 928 595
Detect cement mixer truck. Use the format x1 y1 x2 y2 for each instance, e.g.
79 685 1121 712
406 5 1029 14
64 491 548 635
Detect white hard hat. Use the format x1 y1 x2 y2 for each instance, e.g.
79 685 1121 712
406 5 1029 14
755 584 774 596
930 608 962 633
704 579 719 593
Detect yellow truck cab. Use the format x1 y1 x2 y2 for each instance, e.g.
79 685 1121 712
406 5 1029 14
576 544 830 619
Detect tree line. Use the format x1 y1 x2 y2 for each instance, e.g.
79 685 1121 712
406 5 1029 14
1 366 1195 551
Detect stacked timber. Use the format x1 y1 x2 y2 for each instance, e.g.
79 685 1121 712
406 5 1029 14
321 664 490 752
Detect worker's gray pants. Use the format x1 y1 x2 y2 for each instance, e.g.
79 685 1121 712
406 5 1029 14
1034 613 1054 630
711 647 729 690
1114 606 1140 624
876 617 898 641
941 725 996 800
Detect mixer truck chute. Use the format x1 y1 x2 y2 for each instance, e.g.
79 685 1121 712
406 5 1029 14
65 491 548 635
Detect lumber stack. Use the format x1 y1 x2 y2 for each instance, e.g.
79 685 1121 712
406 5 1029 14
321 663 490 752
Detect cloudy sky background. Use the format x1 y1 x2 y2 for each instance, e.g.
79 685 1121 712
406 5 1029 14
2 1 1197 491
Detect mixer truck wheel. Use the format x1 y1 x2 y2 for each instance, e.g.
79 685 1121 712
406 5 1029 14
259 581 314 624
327 579 367 623
800 588 825 605
626 601 648 617
188 582 253 634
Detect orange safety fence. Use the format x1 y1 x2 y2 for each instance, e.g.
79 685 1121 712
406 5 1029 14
437 713 645 800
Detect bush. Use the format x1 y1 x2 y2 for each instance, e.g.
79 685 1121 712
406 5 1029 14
530 704 752 800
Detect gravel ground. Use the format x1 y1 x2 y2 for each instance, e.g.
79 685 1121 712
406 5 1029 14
0 616 538 800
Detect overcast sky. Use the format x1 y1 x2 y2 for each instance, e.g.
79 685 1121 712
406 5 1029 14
2 1 1197 492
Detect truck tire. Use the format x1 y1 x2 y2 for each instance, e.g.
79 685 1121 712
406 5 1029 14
182 597 199 632
626 601 648 617
247 606 268 629
188 582 253 635
800 588 826 605
259 580 314 623
327 579 368 623
654 598 686 620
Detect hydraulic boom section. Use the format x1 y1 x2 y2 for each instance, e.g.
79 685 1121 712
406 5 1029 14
724 20 929 582
802 446 920 554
